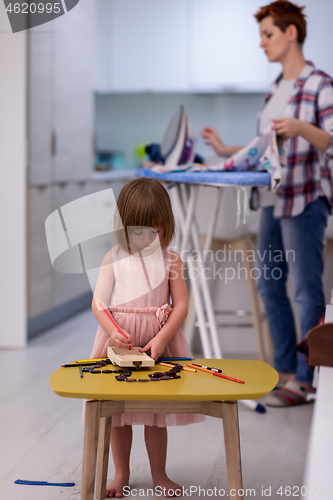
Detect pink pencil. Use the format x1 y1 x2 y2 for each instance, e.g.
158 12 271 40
98 303 131 347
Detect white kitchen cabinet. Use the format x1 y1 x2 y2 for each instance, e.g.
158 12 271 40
27 187 55 318
94 0 190 92
190 0 271 91
27 177 131 326
28 0 93 184
190 0 333 91
53 183 93 307
28 27 53 185
94 0 333 93
27 0 94 325
94 0 270 92
53 0 94 181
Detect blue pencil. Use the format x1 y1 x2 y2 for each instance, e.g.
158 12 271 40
157 357 194 362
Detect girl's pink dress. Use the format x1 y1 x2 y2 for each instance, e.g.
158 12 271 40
89 245 204 427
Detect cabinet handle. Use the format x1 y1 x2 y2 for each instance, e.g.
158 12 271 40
51 131 56 157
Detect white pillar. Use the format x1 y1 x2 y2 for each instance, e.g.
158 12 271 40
0 4 27 348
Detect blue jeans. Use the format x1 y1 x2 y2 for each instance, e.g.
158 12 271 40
257 197 329 384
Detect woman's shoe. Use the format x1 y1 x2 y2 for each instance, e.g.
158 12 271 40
266 381 314 407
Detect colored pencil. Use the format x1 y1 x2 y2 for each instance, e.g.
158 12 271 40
191 363 222 373
75 358 108 363
98 302 132 349
159 362 197 373
213 372 244 384
187 364 212 374
62 363 96 367
187 364 244 384
158 357 194 361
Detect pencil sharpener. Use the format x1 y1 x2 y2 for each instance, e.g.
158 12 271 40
107 346 155 369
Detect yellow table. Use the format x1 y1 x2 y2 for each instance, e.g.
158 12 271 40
50 359 278 500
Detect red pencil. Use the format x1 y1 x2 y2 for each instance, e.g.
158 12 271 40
98 303 131 347
213 372 244 384
187 363 244 384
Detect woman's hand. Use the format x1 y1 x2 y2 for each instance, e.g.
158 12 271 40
273 118 332 152
110 328 133 350
201 127 226 156
272 118 301 139
139 336 166 361
201 127 244 157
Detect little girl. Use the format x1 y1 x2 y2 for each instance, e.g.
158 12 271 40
90 177 203 498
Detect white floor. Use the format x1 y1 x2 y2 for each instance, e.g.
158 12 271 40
0 310 314 499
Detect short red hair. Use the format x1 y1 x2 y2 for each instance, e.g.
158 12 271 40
254 0 307 44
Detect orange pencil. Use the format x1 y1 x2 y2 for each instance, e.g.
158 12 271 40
75 358 108 363
187 363 211 374
187 364 244 384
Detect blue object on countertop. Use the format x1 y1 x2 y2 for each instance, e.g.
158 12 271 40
15 479 75 487
135 168 270 186
145 145 205 166
194 153 205 164
145 143 164 163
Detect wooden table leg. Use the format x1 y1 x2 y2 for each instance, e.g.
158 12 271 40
221 401 243 500
95 416 112 499
81 401 101 500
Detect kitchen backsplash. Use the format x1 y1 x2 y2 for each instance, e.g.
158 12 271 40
95 92 265 168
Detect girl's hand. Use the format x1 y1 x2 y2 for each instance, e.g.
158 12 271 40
201 127 226 156
110 328 133 350
139 337 166 361
272 118 301 139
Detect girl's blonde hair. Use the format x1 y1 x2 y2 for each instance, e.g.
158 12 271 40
113 177 175 250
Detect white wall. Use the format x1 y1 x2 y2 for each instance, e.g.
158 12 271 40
0 4 27 348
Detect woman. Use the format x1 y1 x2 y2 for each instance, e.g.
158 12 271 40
202 0 333 407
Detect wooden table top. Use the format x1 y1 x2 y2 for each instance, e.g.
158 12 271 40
50 359 278 401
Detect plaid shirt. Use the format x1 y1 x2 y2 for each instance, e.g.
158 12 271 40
256 61 333 218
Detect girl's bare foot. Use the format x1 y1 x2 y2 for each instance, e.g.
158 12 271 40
106 473 129 498
153 474 182 497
